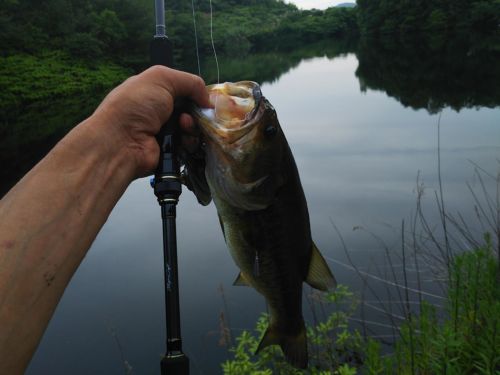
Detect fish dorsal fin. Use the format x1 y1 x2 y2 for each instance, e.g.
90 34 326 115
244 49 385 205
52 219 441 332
255 321 308 369
233 272 250 287
305 242 337 292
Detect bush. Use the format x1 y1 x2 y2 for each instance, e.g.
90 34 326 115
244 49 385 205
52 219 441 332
223 241 499 374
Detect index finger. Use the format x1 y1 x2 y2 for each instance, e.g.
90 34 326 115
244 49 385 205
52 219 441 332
148 66 210 108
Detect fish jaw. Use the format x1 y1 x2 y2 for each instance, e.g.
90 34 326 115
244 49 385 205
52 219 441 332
191 81 263 146
191 81 286 211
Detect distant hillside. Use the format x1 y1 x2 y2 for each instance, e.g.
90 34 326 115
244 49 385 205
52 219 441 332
336 2 356 7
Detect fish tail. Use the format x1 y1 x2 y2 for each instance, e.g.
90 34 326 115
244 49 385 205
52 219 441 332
255 320 308 369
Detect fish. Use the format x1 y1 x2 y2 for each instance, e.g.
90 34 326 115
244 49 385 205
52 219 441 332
183 81 336 369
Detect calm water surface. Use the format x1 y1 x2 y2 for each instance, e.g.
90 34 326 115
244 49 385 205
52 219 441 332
25 53 500 374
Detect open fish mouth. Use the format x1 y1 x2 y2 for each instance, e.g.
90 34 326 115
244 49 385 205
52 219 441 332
192 81 264 141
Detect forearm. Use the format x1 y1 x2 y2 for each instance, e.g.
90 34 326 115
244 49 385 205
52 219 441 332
0 113 135 373
0 65 208 373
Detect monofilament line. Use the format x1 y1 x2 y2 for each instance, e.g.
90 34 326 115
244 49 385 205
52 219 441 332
190 0 201 76
209 0 220 83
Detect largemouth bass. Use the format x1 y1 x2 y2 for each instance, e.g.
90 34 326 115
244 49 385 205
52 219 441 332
184 81 336 369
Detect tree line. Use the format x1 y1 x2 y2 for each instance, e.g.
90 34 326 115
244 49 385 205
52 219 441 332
0 0 357 68
356 0 500 36
2 0 499 65
0 0 153 67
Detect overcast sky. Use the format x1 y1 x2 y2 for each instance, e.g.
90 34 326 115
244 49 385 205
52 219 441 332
286 0 354 10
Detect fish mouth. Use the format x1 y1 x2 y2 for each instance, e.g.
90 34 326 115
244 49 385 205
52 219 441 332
191 81 264 143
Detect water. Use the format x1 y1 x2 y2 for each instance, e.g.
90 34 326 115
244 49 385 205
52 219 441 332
4 44 498 374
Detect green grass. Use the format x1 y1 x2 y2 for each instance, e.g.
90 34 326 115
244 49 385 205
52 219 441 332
370 236 500 375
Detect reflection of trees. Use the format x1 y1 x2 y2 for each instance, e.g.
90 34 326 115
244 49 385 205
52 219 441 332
0 94 105 197
0 39 356 196
4 34 499 195
177 38 357 85
355 35 500 113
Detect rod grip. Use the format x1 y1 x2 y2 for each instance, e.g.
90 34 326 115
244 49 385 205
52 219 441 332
150 36 173 67
161 353 189 375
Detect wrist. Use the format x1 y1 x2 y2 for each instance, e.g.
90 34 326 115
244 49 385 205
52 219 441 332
89 100 161 178
78 111 139 183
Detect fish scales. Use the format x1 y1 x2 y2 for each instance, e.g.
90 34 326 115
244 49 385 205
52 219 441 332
184 81 336 369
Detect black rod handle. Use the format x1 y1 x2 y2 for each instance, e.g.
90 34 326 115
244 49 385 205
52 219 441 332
150 36 173 67
150 2 190 372
153 133 189 375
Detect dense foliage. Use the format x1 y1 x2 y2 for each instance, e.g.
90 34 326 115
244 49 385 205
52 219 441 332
0 0 357 65
0 0 153 66
356 0 500 36
0 51 129 116
167 1 357 62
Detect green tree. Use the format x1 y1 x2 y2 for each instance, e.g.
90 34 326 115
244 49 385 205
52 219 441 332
91 9 127 49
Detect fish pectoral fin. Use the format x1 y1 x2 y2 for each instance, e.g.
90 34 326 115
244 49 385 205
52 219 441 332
305 242 337 292
181 155 212 206
255 321 308 369
232 272 251 287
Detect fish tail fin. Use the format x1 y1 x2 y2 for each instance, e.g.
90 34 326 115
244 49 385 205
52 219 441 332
255 320 308 369
280 320 308 369
305 242 337 291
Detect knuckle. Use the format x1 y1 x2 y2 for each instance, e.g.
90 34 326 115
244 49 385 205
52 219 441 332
149 65 166 75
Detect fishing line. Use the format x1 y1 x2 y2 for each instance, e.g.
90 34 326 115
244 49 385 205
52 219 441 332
325 256 446 300
209 0 220 83
190 0 201 76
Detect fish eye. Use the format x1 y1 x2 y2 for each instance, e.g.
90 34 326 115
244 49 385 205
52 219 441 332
264 125 277 137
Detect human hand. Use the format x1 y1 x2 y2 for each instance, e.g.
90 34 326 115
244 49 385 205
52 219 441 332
91 66 209 178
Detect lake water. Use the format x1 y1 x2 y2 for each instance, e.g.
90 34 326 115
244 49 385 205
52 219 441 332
11 44 500 374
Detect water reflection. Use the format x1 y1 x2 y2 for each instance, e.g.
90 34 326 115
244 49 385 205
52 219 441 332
0 93 108 197
3 37 499 197
177 38 357 85
355 36 500 113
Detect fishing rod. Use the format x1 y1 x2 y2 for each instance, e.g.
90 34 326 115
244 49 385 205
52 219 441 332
150 0 189 374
